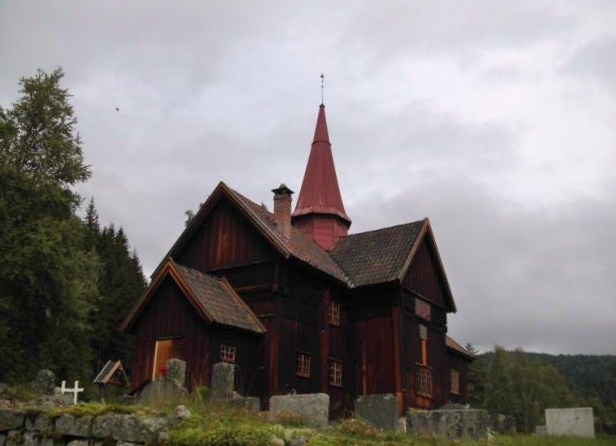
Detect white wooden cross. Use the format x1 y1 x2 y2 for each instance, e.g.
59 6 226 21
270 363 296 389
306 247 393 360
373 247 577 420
61 380 84 405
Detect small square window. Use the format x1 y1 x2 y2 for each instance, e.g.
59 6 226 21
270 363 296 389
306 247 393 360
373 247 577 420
296 352 311 378
450 368 460 395
329 360 343 386
328 301 341 326
220 344 236 363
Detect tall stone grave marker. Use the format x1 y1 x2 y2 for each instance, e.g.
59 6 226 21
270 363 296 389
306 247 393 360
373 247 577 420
545 407 594 438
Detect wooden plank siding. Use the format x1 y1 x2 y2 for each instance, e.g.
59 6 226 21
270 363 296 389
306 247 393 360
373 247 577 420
402 237 448 308
177 198 276 272
130 277 210 391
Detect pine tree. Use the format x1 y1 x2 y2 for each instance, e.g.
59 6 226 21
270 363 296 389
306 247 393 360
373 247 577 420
0 68 97 382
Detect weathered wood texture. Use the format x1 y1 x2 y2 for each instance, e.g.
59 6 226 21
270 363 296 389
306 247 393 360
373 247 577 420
403 238 447 308
177 198 276 272
130 276 261 395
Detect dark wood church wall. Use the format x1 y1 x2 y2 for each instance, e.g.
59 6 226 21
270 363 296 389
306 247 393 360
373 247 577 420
130 277 210 391
208 327 264 399
177 198 276 272
447 352 469 404
402 238 447 308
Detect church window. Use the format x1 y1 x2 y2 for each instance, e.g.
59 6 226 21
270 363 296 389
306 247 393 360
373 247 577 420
296 352 311 378
220 344 236 363
450 368 460 395
415 298 431 321
329 359 343 386
328 301 340 326
416 324 432 397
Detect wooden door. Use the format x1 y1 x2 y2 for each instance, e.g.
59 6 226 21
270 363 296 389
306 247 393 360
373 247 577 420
152 339 181 380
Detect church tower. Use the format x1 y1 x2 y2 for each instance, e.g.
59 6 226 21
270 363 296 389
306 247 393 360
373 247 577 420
291 104 351 250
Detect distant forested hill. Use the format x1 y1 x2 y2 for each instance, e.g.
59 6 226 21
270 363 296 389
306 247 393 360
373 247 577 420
471 349 616 433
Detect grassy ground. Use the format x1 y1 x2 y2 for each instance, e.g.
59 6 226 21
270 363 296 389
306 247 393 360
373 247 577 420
3 385 613 446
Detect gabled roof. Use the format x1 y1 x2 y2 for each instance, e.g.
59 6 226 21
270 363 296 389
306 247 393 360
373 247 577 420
331 218 456 311
121 259 265 334
446 336 475 361
152 183 455 310
330 221 424 287
154 181 350 284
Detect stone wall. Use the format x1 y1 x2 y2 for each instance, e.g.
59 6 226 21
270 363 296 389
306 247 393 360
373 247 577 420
0 408 169 446
407 408 489 440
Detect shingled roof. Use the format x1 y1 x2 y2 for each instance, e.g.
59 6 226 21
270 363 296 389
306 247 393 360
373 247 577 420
121 259 265 334
446 336 475 360
155 181 350 284
330 221 425 287
153 183 454 307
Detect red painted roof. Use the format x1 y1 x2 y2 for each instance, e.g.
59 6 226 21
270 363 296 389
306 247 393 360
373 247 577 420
292 105 351 224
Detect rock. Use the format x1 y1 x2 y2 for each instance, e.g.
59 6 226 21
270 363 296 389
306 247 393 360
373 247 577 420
22 432 38 446
269 393 329 428
92 413 169 443
0 409 24 431
5 431 22 446
283 428 315 443
25 414 52 431
210 362 235 401
175 405 191 420
354 393 398 431
166 359 186 387
407 408 489 440
138 380 186 404
0 434 5 446
33 370 56 395
396 417 407 433
0 384 7 395
55 414 92 437
117 443 143 446
225 396 260 413
545 407 595 438
289 437 308 446
66 440 89 446
267 435 285 446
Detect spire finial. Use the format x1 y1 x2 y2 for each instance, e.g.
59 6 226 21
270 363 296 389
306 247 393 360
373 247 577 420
320 73 324 105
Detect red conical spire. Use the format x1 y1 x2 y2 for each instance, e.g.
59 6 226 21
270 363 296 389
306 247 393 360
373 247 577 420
292 104 351 250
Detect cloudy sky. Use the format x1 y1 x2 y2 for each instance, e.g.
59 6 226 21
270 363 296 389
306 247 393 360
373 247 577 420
1 1 615 354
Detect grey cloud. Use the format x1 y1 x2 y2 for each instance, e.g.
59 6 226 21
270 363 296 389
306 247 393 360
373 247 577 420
350 177 616 354
565 38 616 89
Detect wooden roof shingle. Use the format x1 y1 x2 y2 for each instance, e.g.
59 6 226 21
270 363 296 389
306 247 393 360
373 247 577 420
330 221 425 287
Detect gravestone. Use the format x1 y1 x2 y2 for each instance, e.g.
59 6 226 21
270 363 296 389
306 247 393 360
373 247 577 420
269 394 329 427
545 407 594 438
354 394 398 431
33 370 55 395
210 362 235 401
166 359 186 388
407 408 489 440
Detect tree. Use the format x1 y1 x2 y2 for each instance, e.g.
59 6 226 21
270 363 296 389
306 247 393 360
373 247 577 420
0 68 96 382
0 68 89 190
480 347 575 432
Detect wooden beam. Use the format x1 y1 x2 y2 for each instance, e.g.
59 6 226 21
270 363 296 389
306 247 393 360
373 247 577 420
392 306 404 415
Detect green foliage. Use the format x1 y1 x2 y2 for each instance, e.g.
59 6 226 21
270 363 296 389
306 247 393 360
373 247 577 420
0 68 89 190
0 68 145 386
471 349 616 435
169 409 283 446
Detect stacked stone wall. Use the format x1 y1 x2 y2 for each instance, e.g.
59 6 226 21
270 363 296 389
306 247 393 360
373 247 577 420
0 408 169 446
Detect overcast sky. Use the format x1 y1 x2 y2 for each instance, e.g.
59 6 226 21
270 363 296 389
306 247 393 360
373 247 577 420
1 1 615 355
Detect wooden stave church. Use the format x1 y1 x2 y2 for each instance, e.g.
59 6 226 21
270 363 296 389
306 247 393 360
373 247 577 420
120 103 474 416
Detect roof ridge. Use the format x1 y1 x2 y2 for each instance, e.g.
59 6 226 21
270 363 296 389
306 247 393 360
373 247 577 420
339 219 425 240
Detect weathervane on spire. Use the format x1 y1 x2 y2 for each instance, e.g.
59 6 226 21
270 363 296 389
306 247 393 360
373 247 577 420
320 73 325 105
